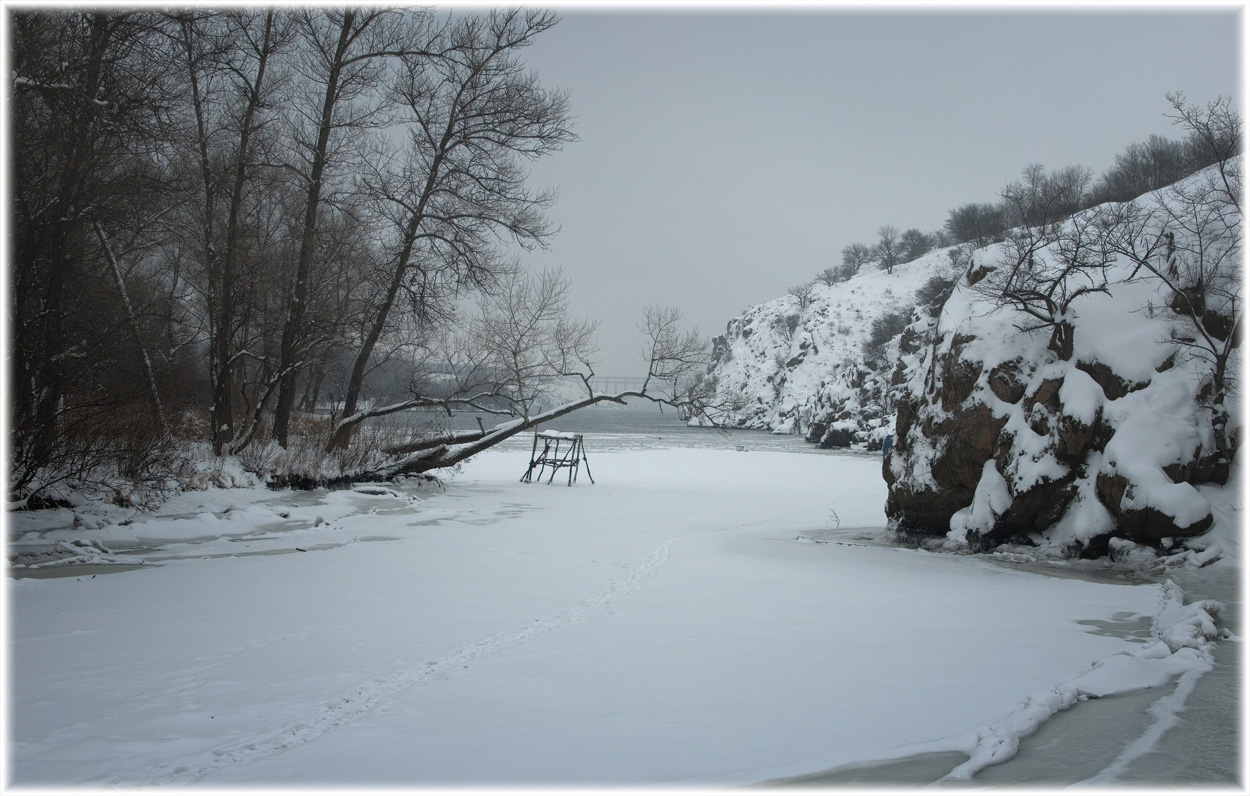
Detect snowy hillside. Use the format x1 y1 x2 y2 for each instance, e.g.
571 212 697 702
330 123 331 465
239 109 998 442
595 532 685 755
702 250 958 447
705 158 1241 557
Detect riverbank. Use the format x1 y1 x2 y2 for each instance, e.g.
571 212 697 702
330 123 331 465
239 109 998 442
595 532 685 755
7 444 1238 788
765 550 1241 789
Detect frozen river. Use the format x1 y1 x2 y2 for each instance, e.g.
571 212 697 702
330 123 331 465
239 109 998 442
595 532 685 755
7 401 1242 788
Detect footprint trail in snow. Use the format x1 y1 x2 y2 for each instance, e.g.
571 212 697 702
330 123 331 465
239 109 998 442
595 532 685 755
143 515 782 786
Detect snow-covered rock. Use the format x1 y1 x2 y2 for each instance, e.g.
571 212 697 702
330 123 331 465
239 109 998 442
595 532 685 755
886 163 1241 553
706 161 1240 556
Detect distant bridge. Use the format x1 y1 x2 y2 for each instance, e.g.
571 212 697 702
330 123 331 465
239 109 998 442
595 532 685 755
589 375 650 394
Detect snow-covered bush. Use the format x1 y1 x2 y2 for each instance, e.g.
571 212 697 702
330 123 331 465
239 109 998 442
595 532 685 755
914 273 958 315
862 307 912 364
237 414 429 489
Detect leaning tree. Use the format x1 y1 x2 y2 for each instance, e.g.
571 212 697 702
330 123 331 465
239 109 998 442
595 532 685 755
327 8 575 452
317 269 725 484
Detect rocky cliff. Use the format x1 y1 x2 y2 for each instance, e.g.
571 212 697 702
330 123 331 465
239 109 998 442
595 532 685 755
705 161 1241 558
886 164 1240 555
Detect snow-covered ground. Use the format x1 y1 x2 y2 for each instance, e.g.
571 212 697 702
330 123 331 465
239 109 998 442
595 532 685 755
5 438 1236 788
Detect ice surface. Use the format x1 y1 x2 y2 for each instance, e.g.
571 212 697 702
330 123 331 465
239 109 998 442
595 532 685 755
6 446 1232 787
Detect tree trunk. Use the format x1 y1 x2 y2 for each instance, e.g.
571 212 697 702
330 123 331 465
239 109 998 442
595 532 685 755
327 213 425 452
299 361 326 413
1049 320 1075 361
336 391 655 484
273 10 355 447
328 109 456 453
212 10 277 455
95 223 169 437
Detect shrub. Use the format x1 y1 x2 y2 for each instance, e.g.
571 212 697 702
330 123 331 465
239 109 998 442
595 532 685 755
915 274 958 315
789 281 817 311
784 313 801 337
862 307 913 363
817 266 842 286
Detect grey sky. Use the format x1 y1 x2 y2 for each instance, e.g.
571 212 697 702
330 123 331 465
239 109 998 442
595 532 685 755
514 5 1243 377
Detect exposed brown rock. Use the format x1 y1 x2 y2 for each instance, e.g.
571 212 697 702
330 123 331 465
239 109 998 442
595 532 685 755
930 405 1006 494
820 427 855 448
1028 410 1051 437
885 483 973 535
898 325 925 356
997 476 1077 533
890 361 908 386
967 263 995 285
1055 414 1099 462
805 422 827 445
988 361 1026 404
1171 286 1206 317
1075 360 1148 400
1163 451 1232 486
1026 378 1064 413
938 339 983 412
1095 471 1214 543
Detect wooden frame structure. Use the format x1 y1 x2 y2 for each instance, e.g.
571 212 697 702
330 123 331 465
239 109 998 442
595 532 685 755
520 430 594 486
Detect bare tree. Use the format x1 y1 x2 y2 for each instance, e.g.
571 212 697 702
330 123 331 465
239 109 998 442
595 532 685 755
172 9 292 454
327 8 574 452
899 228 932 262
975 161 1119 361
816 266 841 287
271 8 433 446
635 304 711 404
788 280 817 311
1000 163 1092 229
1164 91 1242 214
875 225 902 274
10 10 181 500
977 205 1113 361
93 222 170 437
469 268 598 419
839 242 873 277
1098 94 1241 452
1089 133 1193 204
321 277 717 482
945 202 1007 247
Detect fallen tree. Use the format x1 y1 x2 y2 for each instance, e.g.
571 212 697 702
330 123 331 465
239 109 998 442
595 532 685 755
275 273 735 487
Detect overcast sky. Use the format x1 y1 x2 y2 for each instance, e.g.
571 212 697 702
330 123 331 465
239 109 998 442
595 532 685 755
511 4 1244 376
